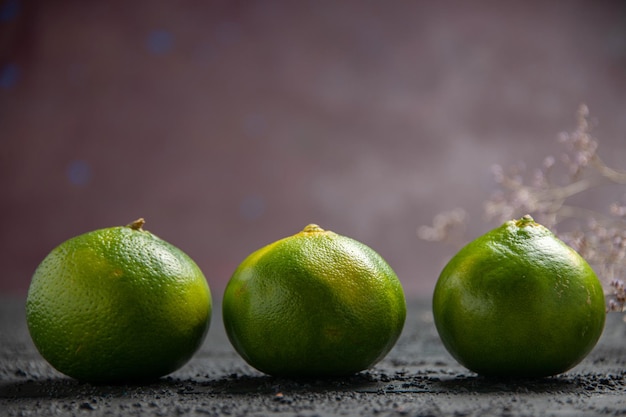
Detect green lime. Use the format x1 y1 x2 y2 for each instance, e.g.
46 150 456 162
26 219 212 383
432 215 606 377
222 224 406 377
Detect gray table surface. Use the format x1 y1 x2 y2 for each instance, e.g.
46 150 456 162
1 297 625 417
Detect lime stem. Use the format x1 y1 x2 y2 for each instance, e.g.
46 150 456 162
515 215 535 227
128 218 146 230
302 224 325 233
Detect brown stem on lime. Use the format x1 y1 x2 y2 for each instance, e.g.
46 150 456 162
302 224 325 233
515 215 535 227
128 218 146 230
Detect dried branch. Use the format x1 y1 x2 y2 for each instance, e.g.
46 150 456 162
419 105 626 312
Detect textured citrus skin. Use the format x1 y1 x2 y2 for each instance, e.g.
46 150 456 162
222 224 406 377
26 220 212 383
432 216 606 377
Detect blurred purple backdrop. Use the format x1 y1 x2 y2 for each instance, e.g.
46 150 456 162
1 1 625 298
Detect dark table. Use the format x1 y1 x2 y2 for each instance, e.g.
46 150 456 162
1 297 625 416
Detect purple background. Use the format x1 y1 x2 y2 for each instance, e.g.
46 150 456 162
1 1 625 298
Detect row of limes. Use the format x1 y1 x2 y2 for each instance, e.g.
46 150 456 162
26 216 606 383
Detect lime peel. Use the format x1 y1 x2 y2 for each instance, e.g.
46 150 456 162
223 223 406 377
432 216 606 377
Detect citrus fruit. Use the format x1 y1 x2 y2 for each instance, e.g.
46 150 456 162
432 215 606 377
26 219 212 383
222 224 406 377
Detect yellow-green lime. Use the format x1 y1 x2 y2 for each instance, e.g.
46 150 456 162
222 224 406 377
432 215 606 377
26 219 212 383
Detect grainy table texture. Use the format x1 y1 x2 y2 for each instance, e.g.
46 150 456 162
1 297 625 417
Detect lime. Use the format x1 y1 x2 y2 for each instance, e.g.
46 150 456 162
26 219 212 383
432 215 606 377
222 224 406 377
